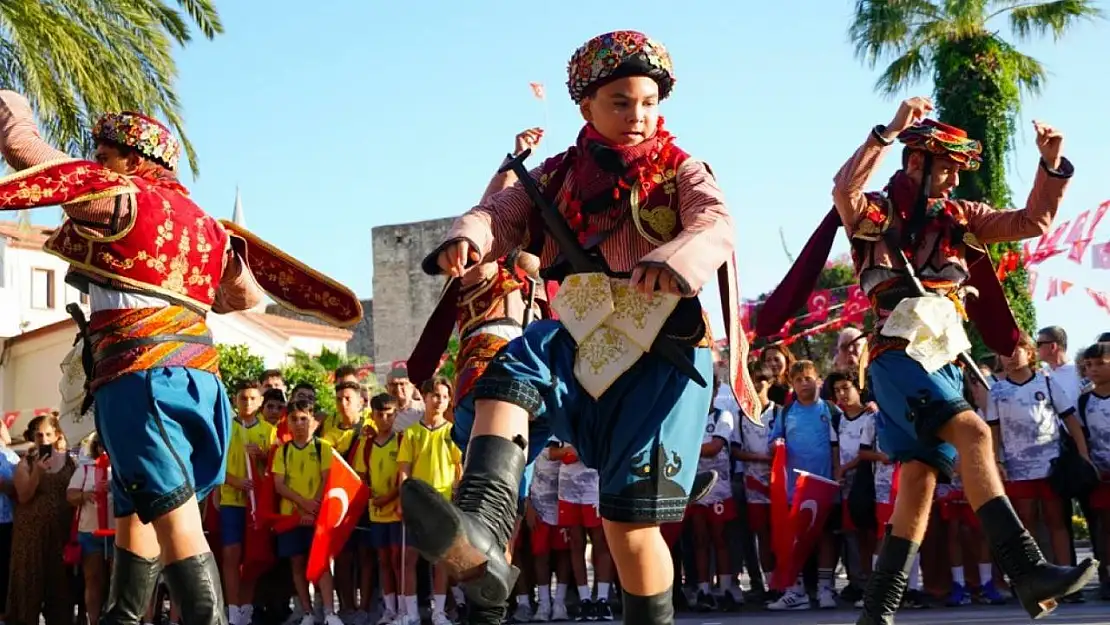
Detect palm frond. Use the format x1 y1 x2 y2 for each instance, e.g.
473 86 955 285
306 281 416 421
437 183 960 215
168 0 223 39
875 45 932 96
1002 0 1103 41
1003 48 1048 95
849 0 943 65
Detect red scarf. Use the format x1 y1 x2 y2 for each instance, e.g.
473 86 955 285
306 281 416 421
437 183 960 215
884 170 968 260
562 119 675 244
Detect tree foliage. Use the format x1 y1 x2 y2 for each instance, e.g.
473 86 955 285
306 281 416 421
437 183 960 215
281 347 375 417
216 343 265 397
0 0 224 176
848 0 1100 357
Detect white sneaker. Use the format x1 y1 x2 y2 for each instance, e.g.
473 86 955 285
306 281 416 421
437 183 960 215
429 611 452 625
818 587 837 609
389 615 418 625
767 590 811 611
550 602 569 621
854 598 864 609
374 610 395 625
324 614 344 625
532 602 551 622
512 602 533 622
229 606 242 625
298 614 316 625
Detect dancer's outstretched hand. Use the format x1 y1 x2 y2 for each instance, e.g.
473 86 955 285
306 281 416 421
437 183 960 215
1033 120 1063 170
436 239 480 277
514 127 544 156
887 96 933 135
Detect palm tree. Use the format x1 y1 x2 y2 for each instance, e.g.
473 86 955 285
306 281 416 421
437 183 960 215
849 0 1101 357
0 0 223 176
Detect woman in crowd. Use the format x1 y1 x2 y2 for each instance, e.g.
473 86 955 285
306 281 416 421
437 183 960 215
760 345 796 406
67 434 114 625
9 415 76 625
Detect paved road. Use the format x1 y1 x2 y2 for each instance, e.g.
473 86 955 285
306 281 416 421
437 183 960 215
673 602 1110 624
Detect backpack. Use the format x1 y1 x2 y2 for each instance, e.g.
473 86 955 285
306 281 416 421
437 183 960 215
1044 376 1098 499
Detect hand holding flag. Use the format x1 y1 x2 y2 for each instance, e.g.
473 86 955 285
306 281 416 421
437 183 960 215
305 450 370 583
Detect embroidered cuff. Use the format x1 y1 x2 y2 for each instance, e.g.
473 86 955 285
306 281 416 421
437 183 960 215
1039 156 1074 179
872 125 895 146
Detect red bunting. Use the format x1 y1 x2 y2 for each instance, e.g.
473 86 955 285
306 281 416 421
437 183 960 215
1028 270 1038 297
1046 278 1060 301
1060 281 1074 296
1066 210 1090 244
996 250 1021 281
1093 241 1110 269
841 286 869 325
803 289 831 325
1088 289 1110 314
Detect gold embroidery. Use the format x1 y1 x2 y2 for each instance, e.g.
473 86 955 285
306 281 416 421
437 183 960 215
639 207 677 241
555 273 610 321
577 327 627 375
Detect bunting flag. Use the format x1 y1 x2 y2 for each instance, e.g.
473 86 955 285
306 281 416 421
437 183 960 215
529 82 546 100
1094 242 1110 269
305 450 369 583
1066 211 1091 244
1089 289 1110 315
1046 278 1060 301
1028 270 1038 297
802 290 831 325
841 285 870 325
1060 281 1074 296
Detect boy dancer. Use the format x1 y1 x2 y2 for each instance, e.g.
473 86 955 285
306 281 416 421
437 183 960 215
0 92 360 625
400 30 758 625
759 95 1097 623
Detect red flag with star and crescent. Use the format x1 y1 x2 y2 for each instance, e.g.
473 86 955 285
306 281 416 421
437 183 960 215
306 450 369 583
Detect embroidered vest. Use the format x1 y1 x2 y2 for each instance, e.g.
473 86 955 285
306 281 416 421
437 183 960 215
456 264 526 338
43 176 228 311
523 145 691 256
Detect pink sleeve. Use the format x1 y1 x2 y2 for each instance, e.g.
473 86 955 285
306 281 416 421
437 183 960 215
477 156 518 204
0 91 129 229
211 248 265 314
639 159 733 296
964 159 1072 244
831 132 894 235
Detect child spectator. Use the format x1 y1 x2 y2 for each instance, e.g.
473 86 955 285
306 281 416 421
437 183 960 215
397 377 462 625
552 441 613 621
524 439 571 622
322 380 366 619
732 363 778 603
1078 342 1110 600
767 360 841 611
220 380 275 625
356 393 405 624
272 400 342 625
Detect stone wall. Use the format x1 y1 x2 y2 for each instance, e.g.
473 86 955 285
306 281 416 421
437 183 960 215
370 217 453 367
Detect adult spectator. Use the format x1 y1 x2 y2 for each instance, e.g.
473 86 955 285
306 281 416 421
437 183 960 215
387 367 425 433
1037 326 1082 402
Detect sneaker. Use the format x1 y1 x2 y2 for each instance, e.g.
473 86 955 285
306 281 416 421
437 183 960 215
839 583 863 603
902 589 928 609
389 615 419 625
592 600 613 621
374 611 395 625
817 587 837 609
298 615 315 625
429 611 452 625
695 590 717 612
575 599 594 621
532 602 551 622
978 580 1008 605
512 602 534 623
947 582 972 607
550 603 569 621
323 615 344 625
762 589 784 605
853 598 864 609
766 590 811 611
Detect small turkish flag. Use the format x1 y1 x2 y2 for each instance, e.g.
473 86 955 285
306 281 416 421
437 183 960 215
529 82 545 100
305 450 369 583
94 454 113 537
774 470 840 589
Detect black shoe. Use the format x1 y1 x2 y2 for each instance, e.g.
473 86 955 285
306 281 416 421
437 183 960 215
101 548 163 625
857 534 918 625
576 598 595 621
621 589 674 625
695 590 717 612
902 589 928 609
839 583 864 603
689 471 717 503
593 600 613 621
401 435 526 608
161 552 227 625
978 497 1100 619
463 603 504 625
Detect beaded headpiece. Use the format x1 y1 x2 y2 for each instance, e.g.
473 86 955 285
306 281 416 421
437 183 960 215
92 112 181 171
566 30 675 104
897 119 982 171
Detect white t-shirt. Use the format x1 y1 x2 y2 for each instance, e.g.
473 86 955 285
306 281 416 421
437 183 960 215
392 399 425 433
861 421 896 504
557 444 599 506
986 372 1074 482
1046 363 1083 409
697 409 735 505
67 461 115 534
713 385 743 474
529 441 562 525
733 403 775 504
838 410 876 494
1080 392 1110 475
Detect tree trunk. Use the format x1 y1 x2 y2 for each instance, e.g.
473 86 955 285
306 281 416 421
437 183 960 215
933 36 1037 360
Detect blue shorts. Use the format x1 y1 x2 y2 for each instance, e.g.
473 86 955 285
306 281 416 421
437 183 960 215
78 531 113 557
368 521 403 549
868 349 971 478
276 526 314 558
455 320 712 524
219 504 247 546
94 367 232 523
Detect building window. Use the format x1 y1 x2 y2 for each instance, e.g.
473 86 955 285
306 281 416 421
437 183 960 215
65 286 90 306
30 267 55 309
81 292 89 305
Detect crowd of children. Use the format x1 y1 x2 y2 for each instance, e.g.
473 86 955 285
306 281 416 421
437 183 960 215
199 324 1110 624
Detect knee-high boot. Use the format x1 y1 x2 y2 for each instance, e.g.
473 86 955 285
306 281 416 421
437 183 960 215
622 588 674 625
856 532 917 625
161 552 227 625
100 548 163 625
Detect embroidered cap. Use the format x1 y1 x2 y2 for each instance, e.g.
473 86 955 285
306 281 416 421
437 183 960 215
92 112 182 171
897 119 982 171
566 30 675 104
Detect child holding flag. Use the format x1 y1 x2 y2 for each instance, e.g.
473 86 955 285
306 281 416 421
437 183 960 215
272 400 342 625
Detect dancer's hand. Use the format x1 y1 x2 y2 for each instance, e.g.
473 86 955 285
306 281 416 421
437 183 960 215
436 240 480 277
514 128 544 156
630 263 684 299
886 96 933 135
1033 120 1063 170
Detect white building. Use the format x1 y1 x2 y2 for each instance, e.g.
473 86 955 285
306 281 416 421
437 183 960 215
0 193 352 443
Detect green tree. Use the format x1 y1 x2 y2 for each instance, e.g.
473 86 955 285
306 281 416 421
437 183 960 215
436 334 461 382
849 0 1100 358
0 0 223 175
282 348 374 417
216 343 265 397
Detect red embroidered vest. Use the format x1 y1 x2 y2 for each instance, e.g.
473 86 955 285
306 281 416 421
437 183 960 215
43 176 228 311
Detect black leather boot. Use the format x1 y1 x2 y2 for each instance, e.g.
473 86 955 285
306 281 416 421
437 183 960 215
856 532 918 625
977 496 1099 619
622 588 674 624
100 548 162 625
161 552 227 625
464 604 505 625
401 435 526 607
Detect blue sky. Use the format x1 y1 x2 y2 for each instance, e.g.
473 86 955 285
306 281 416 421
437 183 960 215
25 0 1110 353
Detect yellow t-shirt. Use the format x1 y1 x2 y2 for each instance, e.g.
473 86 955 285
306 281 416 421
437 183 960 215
221 417 277 507
272 438 334 516
397 420 461 495
358 434 402 523
322 409 373 434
